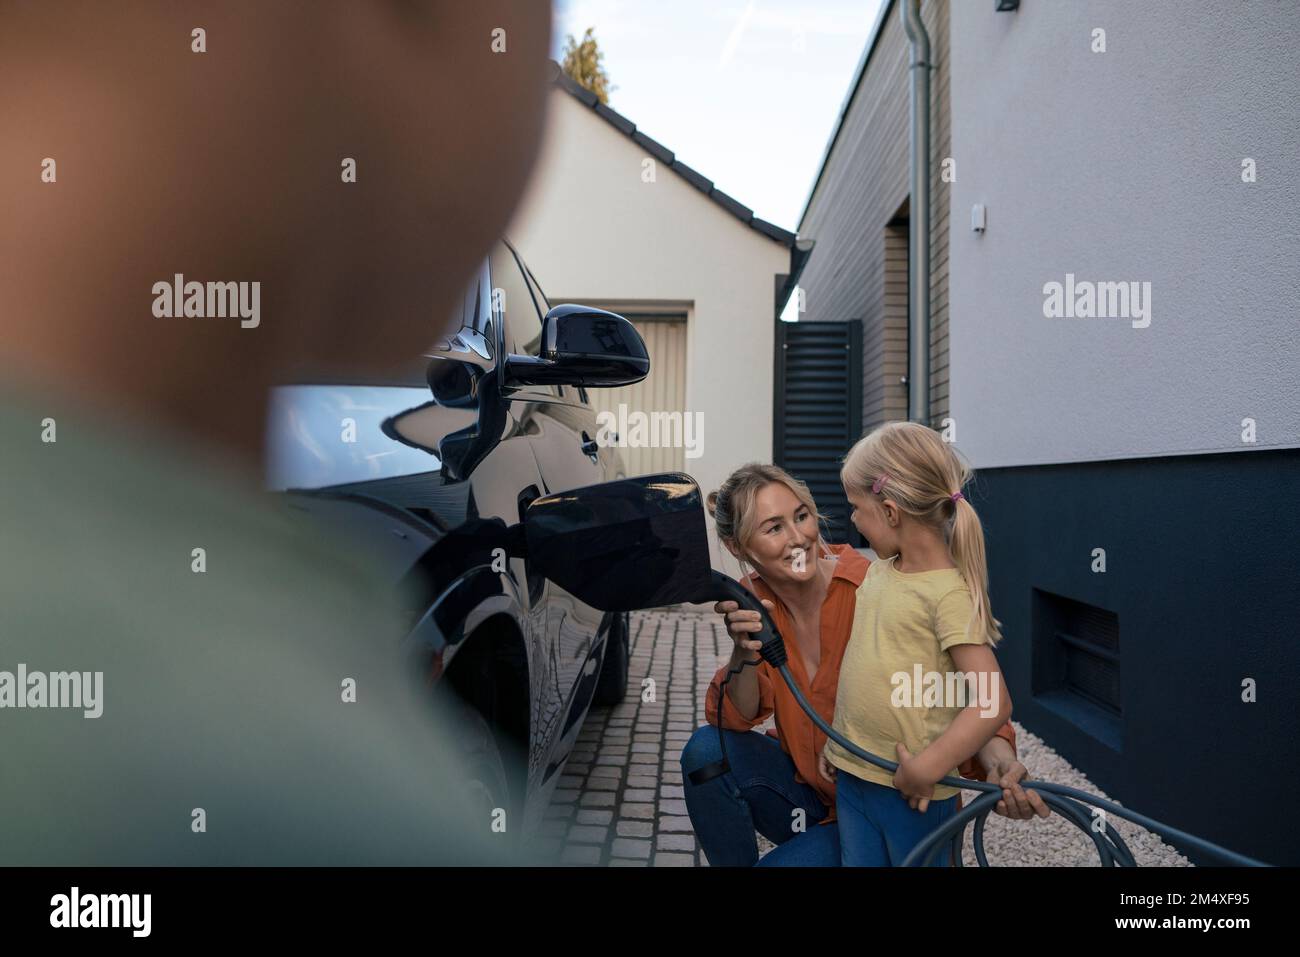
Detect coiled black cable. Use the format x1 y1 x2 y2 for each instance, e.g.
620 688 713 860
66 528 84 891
688 570 1268 867
686 655 760 788
778 667 1263 867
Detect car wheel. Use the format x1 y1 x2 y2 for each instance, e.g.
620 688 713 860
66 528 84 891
593 612 630 705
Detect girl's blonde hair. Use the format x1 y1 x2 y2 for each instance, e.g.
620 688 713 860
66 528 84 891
706 463 830 582
840 422 1002 647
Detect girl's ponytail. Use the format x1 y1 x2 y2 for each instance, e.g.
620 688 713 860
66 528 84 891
950 494 1002 647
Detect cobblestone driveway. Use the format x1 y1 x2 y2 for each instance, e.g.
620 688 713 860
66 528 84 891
532 609 1189 867
532 609 723 866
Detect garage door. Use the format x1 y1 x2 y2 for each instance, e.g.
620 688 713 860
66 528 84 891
585 314 687 477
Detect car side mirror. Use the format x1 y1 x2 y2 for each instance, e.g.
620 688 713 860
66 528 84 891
503 304 649 389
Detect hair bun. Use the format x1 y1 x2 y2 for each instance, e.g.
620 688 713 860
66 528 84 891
705 490 719 517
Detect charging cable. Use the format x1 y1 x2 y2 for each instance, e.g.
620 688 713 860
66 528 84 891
687 572 1266 867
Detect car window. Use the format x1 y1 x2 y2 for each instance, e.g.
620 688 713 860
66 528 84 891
522 258 550 317
491 241 566 398
518 257 562 394
265 385 449 490
467 260 493 354
490 242 542 357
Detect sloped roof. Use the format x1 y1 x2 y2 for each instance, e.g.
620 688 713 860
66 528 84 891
548 61 797 248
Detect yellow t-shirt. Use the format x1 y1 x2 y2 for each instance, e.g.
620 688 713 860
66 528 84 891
824 556 987 800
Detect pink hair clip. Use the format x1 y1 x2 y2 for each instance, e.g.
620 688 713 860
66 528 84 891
950 490 964 503
871 473 889 494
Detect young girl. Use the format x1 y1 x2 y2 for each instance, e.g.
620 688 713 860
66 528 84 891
818 421 1012 866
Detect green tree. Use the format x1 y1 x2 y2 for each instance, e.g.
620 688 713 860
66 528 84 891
561 27 614 105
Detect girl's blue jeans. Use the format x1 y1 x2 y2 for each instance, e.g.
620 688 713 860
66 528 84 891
835 767 959 866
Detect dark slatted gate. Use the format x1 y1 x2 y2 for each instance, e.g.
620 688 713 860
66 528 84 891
773 320 863 546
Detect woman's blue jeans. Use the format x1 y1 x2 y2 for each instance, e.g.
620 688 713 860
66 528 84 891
680 725 841 866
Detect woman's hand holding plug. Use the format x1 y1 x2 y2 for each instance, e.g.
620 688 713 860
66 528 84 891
713 598 775 660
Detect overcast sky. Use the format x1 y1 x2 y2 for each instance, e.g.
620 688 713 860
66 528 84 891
551 0 887 233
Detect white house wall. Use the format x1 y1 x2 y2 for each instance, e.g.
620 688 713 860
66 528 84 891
507 88 791 548
949 0 1300 469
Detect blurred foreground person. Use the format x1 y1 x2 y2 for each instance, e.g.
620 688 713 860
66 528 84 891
0 1 550 863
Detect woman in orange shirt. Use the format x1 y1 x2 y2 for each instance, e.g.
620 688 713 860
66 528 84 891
681 463 1048 866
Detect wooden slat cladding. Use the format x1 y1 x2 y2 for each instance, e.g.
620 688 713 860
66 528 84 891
798 0 951 434
882 222 910 426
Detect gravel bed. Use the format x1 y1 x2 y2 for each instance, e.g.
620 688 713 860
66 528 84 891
755 721 1191 867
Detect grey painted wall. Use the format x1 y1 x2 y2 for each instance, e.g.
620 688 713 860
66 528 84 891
949 0 1300 469
973 448 1300 865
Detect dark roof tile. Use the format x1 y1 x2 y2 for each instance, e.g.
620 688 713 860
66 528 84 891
632 130 674 165
708 188 753 222
555 69 599 107
546 60 792 248
594 102 636 136
751 217 797 246
670 161 713 195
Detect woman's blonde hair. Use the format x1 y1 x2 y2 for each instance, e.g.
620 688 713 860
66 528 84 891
840 422 1001 646
706 463 830 581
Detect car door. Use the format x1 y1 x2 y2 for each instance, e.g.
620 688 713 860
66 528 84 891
491 241 608 786
267 264 551 811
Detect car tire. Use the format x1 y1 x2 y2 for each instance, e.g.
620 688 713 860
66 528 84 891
593 612 630 705
450 695 519 849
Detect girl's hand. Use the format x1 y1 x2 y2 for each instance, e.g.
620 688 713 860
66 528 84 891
712 599 775 659
894 743 941 813
982 754 1051 820
817 744 838 783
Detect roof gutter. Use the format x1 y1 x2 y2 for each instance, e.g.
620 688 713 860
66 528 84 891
901 0 931 424
775 238 816 320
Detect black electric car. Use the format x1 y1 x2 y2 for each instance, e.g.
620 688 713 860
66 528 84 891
266 239 650 837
